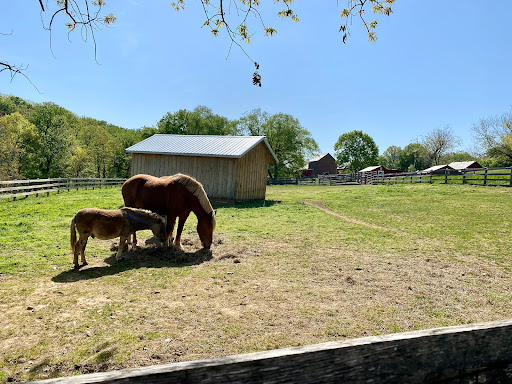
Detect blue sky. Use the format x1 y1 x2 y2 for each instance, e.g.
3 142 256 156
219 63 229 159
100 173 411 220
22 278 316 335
1 1 511 155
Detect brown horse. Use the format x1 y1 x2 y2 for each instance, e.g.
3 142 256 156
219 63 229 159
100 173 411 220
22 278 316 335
122 173 216 250
70 207 167 269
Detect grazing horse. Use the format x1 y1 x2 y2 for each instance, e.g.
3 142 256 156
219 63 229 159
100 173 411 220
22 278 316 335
70 207 167 269
122 173 216 250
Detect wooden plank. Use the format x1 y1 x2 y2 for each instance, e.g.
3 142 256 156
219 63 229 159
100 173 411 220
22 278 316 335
0 183 65 193
27 319 512 384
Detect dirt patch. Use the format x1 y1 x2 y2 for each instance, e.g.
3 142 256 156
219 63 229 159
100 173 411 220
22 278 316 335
1 232 511 382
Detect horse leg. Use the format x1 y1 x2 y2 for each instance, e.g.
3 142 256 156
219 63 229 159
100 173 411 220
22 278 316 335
174 212 190 249
165 216 177 247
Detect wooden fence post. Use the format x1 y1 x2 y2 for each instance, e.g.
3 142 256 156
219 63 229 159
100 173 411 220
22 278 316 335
484 169 488 186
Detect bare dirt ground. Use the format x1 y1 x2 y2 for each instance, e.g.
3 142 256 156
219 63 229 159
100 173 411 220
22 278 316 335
1 226 511 381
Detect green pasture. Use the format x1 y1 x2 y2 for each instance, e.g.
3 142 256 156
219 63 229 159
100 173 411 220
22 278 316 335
1 183 511 276
0 184 511 382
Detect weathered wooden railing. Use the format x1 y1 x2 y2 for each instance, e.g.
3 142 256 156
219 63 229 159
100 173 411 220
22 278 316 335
372 167 512 187
0 178 126 200
28 319 512 383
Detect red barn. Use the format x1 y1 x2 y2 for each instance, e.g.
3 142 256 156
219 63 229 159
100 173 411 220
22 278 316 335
302 153 338 177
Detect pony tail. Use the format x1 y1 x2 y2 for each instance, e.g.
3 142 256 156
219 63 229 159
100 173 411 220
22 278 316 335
70 216 77 252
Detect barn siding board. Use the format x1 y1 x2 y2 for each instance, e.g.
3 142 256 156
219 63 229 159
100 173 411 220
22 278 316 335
237 142 272 200
131 154 241 200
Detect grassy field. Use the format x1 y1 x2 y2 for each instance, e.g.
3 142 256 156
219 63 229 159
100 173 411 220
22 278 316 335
1 184 511 382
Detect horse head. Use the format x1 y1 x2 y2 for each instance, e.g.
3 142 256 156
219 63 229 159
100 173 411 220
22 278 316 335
197 210 216 250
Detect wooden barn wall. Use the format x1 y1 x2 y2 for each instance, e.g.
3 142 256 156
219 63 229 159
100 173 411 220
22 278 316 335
130 154 238 199
236 142 274 200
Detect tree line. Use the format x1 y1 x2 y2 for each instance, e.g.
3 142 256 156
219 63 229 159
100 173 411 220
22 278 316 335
0 95 319 180
1 94 510 181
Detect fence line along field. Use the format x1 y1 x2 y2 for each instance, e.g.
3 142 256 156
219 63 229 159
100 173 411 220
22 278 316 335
0 184 511 382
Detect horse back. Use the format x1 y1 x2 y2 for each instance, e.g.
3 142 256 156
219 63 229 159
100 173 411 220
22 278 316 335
122 174 187 217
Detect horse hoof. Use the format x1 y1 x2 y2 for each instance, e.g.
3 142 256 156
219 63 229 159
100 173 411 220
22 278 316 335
74 265 80 270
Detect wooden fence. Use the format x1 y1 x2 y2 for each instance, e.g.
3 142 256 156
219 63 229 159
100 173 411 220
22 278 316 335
0 178 126 201
267 174 359 186
267 167 512 187
28 319 512 384
372 167 512 187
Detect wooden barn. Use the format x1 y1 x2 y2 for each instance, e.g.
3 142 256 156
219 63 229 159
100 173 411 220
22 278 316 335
125 134 278 201
302 153 338 177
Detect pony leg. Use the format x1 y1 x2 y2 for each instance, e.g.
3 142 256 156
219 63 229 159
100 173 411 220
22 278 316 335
73 241 80 269
174 212 190 249
74 235 88 269
116 236 127 261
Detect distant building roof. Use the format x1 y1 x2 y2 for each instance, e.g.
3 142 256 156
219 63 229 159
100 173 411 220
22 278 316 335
126 134 278 162
359 165 385 173
449 161 482 170
421 164 453 173
309 153 333 163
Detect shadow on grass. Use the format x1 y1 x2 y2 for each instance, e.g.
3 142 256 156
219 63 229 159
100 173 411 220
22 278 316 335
211 199 281 210
52 239 212 283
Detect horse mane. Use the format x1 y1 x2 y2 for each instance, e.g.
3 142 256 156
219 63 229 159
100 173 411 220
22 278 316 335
171 173 213 214
121 207 163 222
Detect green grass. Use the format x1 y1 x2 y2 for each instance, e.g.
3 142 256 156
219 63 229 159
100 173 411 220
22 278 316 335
1 183 512 382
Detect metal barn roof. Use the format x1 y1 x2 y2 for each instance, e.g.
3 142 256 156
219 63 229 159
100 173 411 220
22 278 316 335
448 161 482 170
421 164 453 173
359 165 383 173
126 134 278 162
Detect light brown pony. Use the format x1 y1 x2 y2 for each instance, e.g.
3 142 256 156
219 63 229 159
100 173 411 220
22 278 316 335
122 173 216 250
70 207 167 269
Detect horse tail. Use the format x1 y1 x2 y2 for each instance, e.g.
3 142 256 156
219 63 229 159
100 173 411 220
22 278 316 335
70 215 77 252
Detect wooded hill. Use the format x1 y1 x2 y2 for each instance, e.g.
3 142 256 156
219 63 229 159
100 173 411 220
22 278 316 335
0 94 141 180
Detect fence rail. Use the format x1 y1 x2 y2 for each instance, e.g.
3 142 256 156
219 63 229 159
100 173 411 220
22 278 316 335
267 174 360 186
372 167 512 187
267 167 512 187
29 319 512 384
0 178 126 200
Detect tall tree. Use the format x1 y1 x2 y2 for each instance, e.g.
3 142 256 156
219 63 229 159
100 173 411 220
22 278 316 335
0 112 39 180
236 108 270 136
157 106 238 136
380 145 402 169
334 130 379 172
421 126 460 166
472 110 512 166
29 102 75 178
237 109 319 178
397 142 430 172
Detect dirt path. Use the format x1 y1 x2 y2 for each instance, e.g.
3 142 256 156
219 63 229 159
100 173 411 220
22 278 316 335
303 201 406 235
